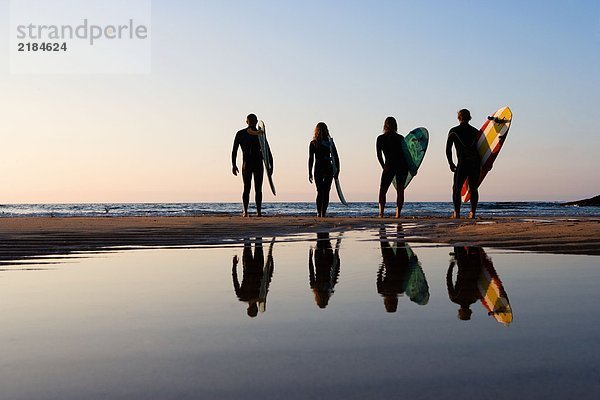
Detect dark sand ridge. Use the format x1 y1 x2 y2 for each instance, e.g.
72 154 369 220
1 216 599 264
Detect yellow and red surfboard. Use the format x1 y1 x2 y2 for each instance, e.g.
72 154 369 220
477 248 513 325
461 106 513 202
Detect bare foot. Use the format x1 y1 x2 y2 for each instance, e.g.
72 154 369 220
451 212 459 219
242 212 249 218
378 214 384 218
468 212 475 219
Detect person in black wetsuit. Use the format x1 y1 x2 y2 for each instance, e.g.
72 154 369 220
308 122 340 218
232 237 274 318
377 225 409 313
308 232 341 309
446 109 481 219
446 246 484 321
231 114 273 217
376 117 417 218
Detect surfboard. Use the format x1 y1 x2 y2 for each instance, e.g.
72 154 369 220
477 247 513 325
461 107 512 202
257 120 276 196
258 237 275 313
392 127 429 190
404 244 430 306
329 137 348 205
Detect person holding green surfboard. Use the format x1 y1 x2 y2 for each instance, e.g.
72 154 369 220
446 109 481 219
376 117 417 218
231 113 273 217
308 122 340 217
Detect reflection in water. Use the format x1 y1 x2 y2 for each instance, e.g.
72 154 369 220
309 232 341 309
447 246 513 325
232 237 275 318
377 225 429 312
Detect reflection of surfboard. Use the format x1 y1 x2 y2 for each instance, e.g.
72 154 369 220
477 248 513 325
393 127 429 190
461 107 512 202
257 120 276 196
258 237 275 313
329 137 347 205
404 244 430 305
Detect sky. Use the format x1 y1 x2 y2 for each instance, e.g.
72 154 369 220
0 0 599 203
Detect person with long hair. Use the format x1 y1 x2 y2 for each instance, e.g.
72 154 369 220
376 117 416 218
308 122 340 217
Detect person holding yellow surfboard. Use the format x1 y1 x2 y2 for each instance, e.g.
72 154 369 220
446 109 481 219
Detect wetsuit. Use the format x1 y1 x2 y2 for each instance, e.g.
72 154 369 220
232 239 265 317
308 139 340 217
446 247 483 318
232 128 273 211
446 123 481 213
308 232 340 308
377 235 410 313
376 132 410 193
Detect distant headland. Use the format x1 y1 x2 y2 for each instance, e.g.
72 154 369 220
564 195 600 207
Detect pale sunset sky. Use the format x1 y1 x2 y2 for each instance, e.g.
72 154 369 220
0 0 598 203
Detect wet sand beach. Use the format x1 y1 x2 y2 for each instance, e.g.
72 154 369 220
1 215 599 261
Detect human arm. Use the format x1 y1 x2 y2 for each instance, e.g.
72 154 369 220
376 136 385 169
446 132 457 172
231 132 241 175
308 142 314 183
232 255 241 295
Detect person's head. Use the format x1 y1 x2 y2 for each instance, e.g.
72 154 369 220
457 109 471 123
458 306 472 320
246 113 258 128
383 116 397 134
313 122 330 142
313 289 330 309
247 302 258 318
384 295 398 313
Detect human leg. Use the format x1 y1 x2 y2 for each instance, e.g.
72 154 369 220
254 163 264 216
379 169 394 218
242 163 252 217
321 174 333 217
467 166 481 218
394 171 408 218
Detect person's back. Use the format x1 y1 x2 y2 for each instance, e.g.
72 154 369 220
448 123 480 163
310 139 335 175
446 109 482 219
376 132 407 171
234 128 263 166
232 113 271 217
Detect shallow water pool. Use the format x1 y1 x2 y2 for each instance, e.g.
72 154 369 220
1 226 598 399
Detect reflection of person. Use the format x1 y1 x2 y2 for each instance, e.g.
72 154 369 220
308 232 341 308
232 238 274 317
376 117 417 218
231 114 273 217
377 225 429 312
446 109 481 219
446 246 484 320
377 226 409 312
308 122 340 218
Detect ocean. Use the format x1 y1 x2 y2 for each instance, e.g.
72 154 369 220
0 202 598 218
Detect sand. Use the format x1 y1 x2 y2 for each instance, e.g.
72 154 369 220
1 216 599 262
